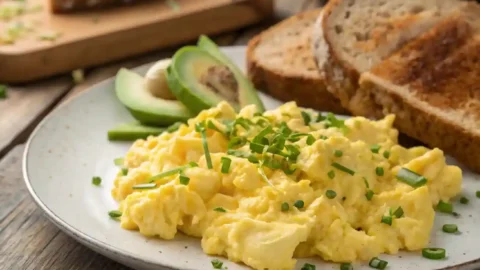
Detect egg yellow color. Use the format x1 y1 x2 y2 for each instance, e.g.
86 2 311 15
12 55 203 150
111 101 462 270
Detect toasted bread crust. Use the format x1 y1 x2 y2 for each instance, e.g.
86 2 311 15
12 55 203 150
247 10 348 114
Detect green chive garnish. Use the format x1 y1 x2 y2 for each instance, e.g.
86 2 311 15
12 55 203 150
334 150 343 157
369 257 388 269
228 136 247 149
476 191 480 198
306 135 315 145
381 215 392 226
442 224 458 234
383 151 390 159
319 135 328 140
132 183 157 190
366 190 374 201
196 122 213 169
114 157 124 166
250 142 265 154
221 157 232 174
301 111 312 125
460 196 469 204
0 85 7 99
422 248 446 260
149 163 195 182
375 167 384 176
340 263 353 270
437 200 453 214
207 120 223 134
328 170 335 179
326 190 337 199
121 168 128 176
294 200 304 209
363 177 370 188
396 168 427 188
281 202 289 212
253 125 273 144
92 176 102 186
331 162 355 175
393 206 404 218
301 263 315 270
370 144 381 154
179 174 190 185
108 210 122 218
213 207 227 213
211 259 223 269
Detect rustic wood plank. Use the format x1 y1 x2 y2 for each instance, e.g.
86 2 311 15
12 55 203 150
0 145 131 270
0 78 72 160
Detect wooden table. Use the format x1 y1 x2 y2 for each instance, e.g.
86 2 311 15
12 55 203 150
0 1 322 269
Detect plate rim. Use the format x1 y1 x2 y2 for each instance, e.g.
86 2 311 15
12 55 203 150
21 46 480 270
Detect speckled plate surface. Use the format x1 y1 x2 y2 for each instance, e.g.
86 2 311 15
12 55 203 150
23 47 480 270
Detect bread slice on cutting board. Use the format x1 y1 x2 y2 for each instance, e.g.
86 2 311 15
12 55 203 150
247 9 348 114
314 0 480 172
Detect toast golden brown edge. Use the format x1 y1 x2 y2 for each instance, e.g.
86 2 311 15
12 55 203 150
247 9 348 114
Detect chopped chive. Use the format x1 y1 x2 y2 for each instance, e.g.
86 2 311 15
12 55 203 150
381 215 392 226
179 174 190 185
331 162 355 175
228 136 247 149
396 168 427 188
326 190 337 199
92 176 102 186
301 263 315 270
437 200 453 214
196 122 213 169
301 111 312 125
324 113 346 130
108 210 122 218
0 85 7 99
149 164 193 182
283 163 297 175
132 183 157 190
442 224 458 234
293 200 304 209
281 202 289 212
328 170 335 179
383 151 390 159
253 125 273 144
369 257 388 269
121 168 128 176
188 161 198 167
306 135 315 145
221 157 232 174
334 150 343 157
250 142 265 154
366 190 374 201
363 177 370 188
319 135 328 140
375 167 384 176
422 248 446 260
278 122 293 136
211 259 223 269
207 120 223 134
285 145 301 161
114 157 124 166
213 207 226 213
393 206 404 218
256 118 269 127
263 156 282 170
370 144 381 154
253 112 262 117
340 263 353 270
476 191 480 198
316 113 326 122
460 196 469 204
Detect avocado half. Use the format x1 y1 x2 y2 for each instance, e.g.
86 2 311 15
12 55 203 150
115 68 193 126
168 39 265 114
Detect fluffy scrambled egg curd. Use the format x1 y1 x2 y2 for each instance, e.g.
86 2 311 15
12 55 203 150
111 102 462 270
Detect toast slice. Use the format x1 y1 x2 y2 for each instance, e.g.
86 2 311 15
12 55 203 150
247 9 348 114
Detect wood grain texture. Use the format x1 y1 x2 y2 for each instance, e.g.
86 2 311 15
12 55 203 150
0 78 72 160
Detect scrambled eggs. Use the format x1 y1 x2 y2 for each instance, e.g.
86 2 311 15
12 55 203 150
111 102 462 270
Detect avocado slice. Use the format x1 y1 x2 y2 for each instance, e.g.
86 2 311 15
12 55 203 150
108 122 165 141
115 68 193 126
197 35 265 112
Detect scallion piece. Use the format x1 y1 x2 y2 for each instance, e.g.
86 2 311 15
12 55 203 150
340 263 353 270
294 200 304 209
0 85 7 99
221 157 232 174
196 122 213 169
363 177 370 188
132 183 157 190
334 150 343 157
211 259 223 269
383 151 390 159
92 176 102 186
437 200 453 214
370 144 381 154
442 224 458 234
306 134 315 145
381 215 392 226
319 135 328 140
331 162 355 175
252 125 273 144
301 263 315 270
301 111 312 125
250 142 265 154
108 210 122 218
369 257 388 269
114 157 124 166
179 174 190 185
422 248 446 260
149 163 195 183
282 163 297 175
375 167 384 176
396 168 427 188
393 206 404 218
121 168 128 176
326 190 337 199
281 202 289 212
207 120 224 134
213 207 227 213
366 190 374 201
263 156 282 169
228 136 247 149
476 191 480 198
460 196 469 204
328 170 335 179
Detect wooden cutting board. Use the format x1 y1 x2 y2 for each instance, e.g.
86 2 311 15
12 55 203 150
0 0 273 83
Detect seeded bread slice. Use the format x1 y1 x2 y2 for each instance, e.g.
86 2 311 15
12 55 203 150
247 9 348 114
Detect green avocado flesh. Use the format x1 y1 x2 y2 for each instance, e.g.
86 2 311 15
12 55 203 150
197 35 265 112
108 122 165 141
115 68 193 126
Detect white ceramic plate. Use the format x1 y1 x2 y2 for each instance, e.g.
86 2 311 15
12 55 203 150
24 47 480 270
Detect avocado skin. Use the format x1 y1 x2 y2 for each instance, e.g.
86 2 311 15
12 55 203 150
115 68 193 127
108 122 165 141
198 35 265 112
